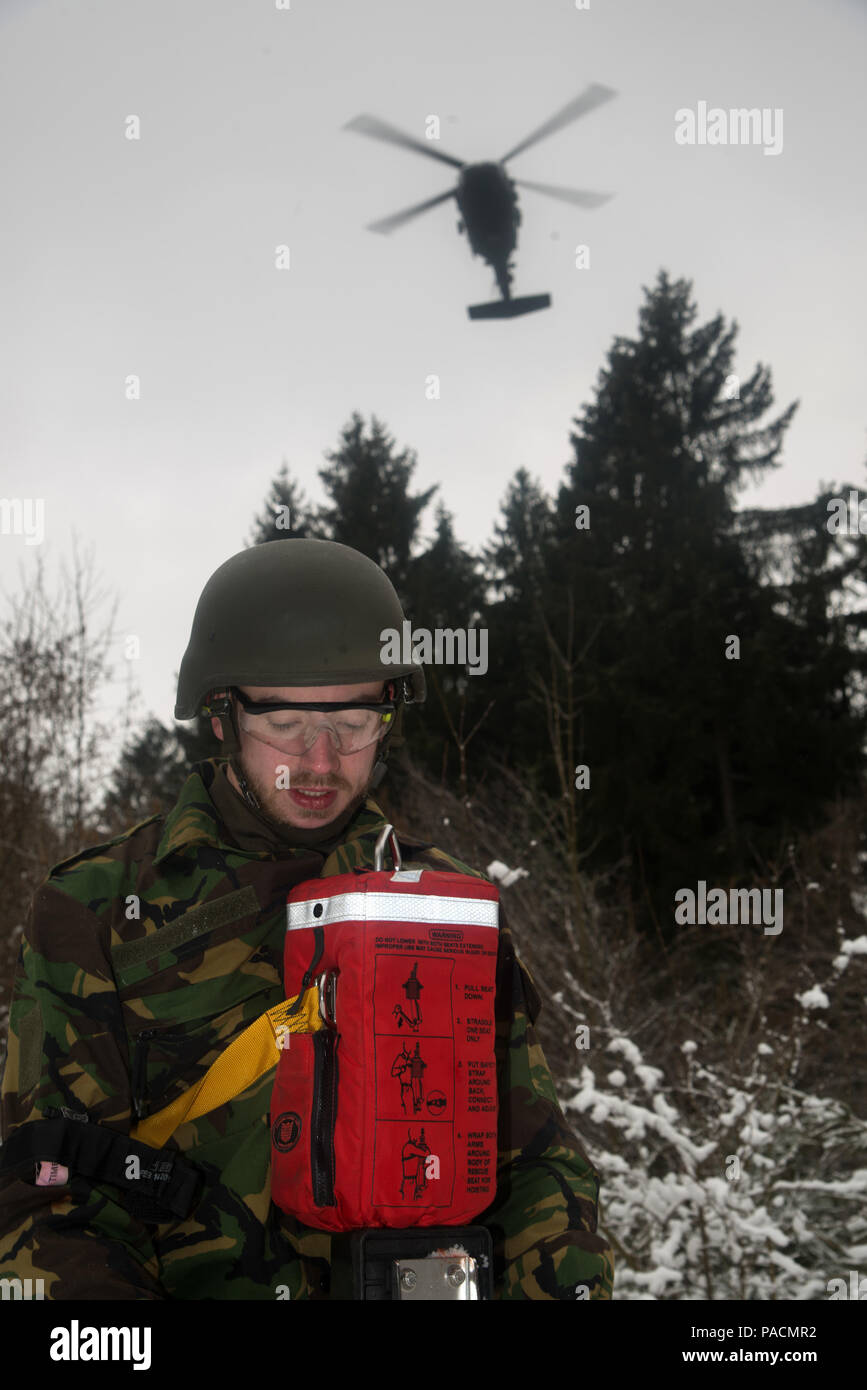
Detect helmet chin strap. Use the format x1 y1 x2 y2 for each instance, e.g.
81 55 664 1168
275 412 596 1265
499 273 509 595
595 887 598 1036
214 697 263 812
369 747 390 791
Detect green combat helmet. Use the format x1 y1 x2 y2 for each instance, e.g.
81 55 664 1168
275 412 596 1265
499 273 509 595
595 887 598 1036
175 538 425 811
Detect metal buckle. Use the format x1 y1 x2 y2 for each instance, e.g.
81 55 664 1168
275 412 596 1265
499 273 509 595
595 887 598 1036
394 1253 479 1301
200 691 232 717
316 970 338 1028
374 824 402 872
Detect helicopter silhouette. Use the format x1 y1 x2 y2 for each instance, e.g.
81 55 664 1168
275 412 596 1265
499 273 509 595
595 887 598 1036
344 83 616 320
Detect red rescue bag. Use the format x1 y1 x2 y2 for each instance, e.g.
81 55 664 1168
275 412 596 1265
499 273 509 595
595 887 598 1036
270 861 500 1232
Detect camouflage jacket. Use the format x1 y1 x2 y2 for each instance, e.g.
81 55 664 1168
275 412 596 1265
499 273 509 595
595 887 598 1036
0 759 614 1300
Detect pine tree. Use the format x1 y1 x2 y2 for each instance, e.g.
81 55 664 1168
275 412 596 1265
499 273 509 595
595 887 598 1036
482 469 558 777
246 461 315 545
402 503 489 787
316 413 436 597
540 270 864 923
406 502 483 629
100 717 191 828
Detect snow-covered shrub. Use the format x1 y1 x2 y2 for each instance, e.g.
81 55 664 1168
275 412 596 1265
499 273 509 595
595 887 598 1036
563 1014 867 1299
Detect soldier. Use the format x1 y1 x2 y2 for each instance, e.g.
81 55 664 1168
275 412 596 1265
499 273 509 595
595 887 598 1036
0 539 614 1299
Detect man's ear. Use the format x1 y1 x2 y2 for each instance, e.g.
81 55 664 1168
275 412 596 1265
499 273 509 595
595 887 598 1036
210 716 224 741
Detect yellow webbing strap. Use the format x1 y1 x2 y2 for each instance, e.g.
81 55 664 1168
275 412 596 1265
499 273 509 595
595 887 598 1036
130 987 322 1149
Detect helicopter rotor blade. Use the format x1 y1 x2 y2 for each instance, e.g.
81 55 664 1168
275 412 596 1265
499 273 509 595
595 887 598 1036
366 188 457 235
513 178 613 209
499 83 617 164
344 113 465 170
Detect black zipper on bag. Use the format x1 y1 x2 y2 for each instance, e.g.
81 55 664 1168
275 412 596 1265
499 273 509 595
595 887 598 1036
311 1028 338 1207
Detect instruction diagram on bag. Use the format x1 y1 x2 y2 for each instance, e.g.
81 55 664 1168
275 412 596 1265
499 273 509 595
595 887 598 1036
392 960 423 1031
391 1040 428 1114
399 1127 439 1201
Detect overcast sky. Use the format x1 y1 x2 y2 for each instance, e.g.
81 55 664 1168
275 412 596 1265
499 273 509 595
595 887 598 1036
1 0 865 754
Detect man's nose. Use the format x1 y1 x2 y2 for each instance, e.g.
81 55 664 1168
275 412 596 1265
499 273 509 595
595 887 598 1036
299 727 342 774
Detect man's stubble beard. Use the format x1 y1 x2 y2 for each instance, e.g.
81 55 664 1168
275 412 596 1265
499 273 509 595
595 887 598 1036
236 749 375 833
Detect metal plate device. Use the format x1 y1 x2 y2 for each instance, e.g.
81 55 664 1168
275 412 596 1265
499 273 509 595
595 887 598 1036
329 1226 494 1301
467 293 551 319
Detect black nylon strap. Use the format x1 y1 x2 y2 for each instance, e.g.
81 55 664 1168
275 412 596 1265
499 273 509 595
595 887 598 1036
0 1117 202 1222
286 923 325 1015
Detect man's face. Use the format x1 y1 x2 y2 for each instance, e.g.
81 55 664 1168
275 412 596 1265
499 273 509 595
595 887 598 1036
210 680 387 830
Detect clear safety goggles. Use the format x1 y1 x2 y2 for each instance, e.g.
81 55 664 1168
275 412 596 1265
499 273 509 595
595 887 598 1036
229 686 396 756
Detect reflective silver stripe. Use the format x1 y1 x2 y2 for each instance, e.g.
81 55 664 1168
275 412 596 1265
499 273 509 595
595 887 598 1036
286 891 498 931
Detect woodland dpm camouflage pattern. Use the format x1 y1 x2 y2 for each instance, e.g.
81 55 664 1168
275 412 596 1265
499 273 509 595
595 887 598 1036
0 758 614 1299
